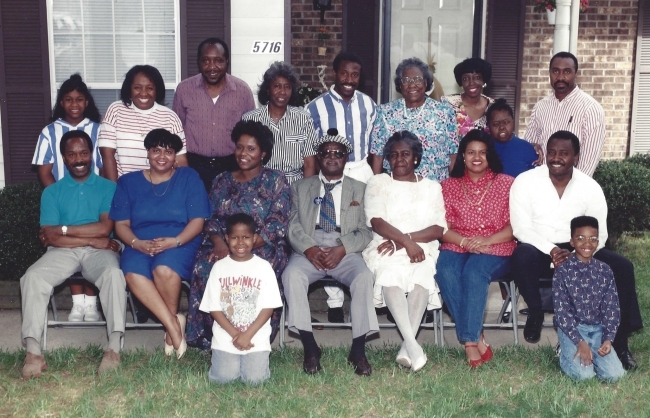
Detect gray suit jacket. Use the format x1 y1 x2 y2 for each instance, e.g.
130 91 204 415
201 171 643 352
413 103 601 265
287 175 372 255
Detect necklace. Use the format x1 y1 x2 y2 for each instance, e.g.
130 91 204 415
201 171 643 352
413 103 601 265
461 178 493 210
147 168 175 197
390 172 419 183
402 99 425 120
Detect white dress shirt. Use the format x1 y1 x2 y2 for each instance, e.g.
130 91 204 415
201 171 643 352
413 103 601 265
509 165 608 254
315 172 344 226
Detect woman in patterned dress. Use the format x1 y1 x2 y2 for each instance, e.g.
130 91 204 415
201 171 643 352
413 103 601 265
369 57 458 183
441 58 494 139
435 129 515 368
186 120 291 349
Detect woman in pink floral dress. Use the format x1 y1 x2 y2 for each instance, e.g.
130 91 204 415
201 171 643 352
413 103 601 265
441 58 494 139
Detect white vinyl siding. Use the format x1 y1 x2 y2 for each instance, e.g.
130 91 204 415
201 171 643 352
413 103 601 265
630 1 650 154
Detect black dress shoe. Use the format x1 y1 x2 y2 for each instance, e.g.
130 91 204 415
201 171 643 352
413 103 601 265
501 311 511 324
523 311 544 343
303 348 322 374
328 307 345 323
617 350 638 371
347 354 372 376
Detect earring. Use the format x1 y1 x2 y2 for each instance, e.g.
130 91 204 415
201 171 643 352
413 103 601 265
482 83 487 88
414 160 418 164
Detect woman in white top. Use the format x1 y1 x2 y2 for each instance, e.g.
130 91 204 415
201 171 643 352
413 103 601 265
363 130 447 372
98 65 188 181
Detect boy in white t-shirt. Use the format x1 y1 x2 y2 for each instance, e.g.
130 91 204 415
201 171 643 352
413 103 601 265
199 213 282 384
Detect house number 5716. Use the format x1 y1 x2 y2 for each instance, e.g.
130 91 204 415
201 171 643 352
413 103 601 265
251 41 283 54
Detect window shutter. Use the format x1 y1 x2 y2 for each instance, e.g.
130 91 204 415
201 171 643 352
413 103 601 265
630 1 650 154
0 0 50 184
182 0 229 79
485 0 525 132
342 0 380 101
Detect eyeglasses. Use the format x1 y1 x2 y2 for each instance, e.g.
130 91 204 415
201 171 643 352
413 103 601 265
574 236 599 243
400 76 425 86
318 149 347 159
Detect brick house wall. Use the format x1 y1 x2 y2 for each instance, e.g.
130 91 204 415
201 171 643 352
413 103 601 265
518 0 639 160
290 0 343 93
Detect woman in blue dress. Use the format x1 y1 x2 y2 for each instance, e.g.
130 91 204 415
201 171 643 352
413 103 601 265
110 128 210 359
186 120 291 350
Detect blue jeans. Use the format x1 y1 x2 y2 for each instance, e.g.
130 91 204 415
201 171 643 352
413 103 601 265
208 349 271 385
435 250 510 343
557 324 625 382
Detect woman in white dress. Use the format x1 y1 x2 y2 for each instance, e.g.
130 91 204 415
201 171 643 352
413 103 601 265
363 130 447 372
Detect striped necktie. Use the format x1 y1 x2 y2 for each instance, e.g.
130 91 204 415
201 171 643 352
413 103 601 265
318 180 341 232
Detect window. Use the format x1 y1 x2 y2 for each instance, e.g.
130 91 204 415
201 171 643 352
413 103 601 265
47 0 180 114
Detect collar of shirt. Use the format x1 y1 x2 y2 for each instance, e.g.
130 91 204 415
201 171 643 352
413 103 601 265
462 168 495 189
552 85 582 104
193 72 239 97
62 171 97 188
329 85 358 104
57 117 91 129
260 104 287 126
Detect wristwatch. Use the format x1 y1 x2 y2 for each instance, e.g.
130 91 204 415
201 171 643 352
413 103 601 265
61 225 68 236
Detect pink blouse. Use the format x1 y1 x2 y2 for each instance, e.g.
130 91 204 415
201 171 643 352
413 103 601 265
440 169 515 256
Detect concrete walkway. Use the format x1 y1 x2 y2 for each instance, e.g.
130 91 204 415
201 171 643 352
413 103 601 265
1 283 558 353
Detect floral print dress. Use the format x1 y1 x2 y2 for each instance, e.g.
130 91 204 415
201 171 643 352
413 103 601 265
440 94 494 139
186 167 291 349
369 97 458 183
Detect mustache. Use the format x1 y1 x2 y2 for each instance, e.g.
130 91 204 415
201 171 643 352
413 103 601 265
72 162 87 167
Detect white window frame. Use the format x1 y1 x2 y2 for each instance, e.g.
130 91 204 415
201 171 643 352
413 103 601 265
46 0 181 109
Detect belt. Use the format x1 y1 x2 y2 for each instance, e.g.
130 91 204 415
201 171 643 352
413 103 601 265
315 225 341 233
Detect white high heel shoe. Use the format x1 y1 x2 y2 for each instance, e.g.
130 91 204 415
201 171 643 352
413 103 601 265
175 313 187 359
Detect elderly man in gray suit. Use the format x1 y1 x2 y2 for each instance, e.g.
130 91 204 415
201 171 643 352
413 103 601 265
282 129 379 376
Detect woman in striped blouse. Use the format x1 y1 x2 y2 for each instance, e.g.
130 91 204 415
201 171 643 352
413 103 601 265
241 62 319 184
98 65 188 181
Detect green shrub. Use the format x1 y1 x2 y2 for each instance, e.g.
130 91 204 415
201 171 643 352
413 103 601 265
594 158 650 248
0 182 45 280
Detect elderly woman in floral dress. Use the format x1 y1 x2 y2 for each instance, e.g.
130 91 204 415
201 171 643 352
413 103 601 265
369 57 458 182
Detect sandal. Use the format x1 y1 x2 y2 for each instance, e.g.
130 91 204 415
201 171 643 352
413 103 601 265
479 334 493 363
465 343 484 368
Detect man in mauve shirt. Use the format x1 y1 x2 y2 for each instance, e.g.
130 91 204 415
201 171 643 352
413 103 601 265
173 37 256 191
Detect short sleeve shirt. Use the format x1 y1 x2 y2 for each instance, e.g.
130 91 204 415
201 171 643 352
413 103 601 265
40 172 116 226
369 97 458 182
440 170 515 256
199 255 283 354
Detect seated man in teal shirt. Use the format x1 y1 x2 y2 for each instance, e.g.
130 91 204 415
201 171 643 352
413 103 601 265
21 130 126 379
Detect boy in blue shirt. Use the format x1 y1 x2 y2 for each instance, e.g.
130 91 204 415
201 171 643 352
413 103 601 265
553 216 625 382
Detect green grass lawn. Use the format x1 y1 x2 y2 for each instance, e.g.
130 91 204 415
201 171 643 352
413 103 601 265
2 235 648 418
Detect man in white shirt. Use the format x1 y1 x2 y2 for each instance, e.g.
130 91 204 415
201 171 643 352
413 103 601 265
510 130 642 370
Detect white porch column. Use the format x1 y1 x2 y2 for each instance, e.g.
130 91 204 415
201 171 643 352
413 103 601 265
569 0 580 54
553 0 572 54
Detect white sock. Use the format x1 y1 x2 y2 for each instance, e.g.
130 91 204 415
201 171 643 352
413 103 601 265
383 286 424 360
84 295 97 308
71 294 84 306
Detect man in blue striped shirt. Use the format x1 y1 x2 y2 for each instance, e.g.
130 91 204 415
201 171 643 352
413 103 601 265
306 52 377 184
306 52 378 319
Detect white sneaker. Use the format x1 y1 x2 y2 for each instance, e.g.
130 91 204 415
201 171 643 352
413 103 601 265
83 304 101 322
68 304 84 322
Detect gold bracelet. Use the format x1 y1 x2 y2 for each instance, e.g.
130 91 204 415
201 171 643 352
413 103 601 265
131 238 137 248
175 237 181 247
460 238 466 248
407 233 412 240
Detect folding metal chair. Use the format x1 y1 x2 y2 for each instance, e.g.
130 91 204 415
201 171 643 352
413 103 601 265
278 276 442 347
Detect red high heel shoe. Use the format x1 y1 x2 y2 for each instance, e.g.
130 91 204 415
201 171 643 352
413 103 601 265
479 334 493 363
465 343 484 368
